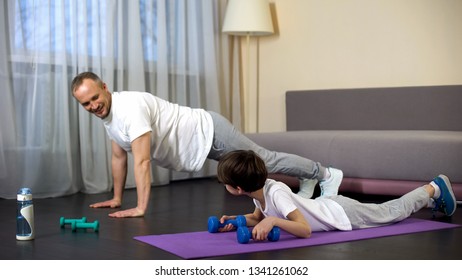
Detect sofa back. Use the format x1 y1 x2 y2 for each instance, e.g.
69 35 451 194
286 85 462 131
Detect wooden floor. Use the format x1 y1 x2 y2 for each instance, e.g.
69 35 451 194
1 177 461 260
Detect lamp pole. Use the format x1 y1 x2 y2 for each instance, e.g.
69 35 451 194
222 0 274 133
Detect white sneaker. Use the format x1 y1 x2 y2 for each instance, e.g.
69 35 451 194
319 167 343 196
297 178 318 199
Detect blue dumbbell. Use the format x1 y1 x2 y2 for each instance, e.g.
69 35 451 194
237 226 280 244
207 215 247 233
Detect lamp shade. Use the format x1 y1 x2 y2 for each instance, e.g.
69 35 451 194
222 0 274 36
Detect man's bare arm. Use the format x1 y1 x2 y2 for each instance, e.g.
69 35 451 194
90 140 127 209
109 132 152 218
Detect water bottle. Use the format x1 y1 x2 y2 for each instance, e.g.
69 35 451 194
16 188 35 240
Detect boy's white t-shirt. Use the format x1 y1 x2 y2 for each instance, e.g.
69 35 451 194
254 179 352 231
102 91 214 172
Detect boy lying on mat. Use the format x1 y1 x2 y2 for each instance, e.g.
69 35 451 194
215 150 457 241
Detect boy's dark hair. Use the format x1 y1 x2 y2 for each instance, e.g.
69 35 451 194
71 72 103 95
217 150 268 193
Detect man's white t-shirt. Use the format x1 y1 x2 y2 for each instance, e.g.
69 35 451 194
102 91 214 172
254 179 352 231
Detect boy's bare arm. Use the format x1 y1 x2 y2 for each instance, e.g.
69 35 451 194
242 207 265 227
276 209 312 238
253 209 312 239
217 207 263 231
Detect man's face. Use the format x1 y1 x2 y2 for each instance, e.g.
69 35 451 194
73 79 111 119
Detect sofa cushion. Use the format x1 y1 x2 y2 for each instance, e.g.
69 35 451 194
247 130 462 184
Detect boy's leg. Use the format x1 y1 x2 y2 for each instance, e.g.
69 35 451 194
330 187 431 229
331 175 456 229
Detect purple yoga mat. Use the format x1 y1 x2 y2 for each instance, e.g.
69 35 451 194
134 218 459 259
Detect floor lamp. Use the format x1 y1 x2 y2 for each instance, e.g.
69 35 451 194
222 0 274 133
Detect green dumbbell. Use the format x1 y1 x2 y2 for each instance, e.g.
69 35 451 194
71 220 99 232
60 217 87 228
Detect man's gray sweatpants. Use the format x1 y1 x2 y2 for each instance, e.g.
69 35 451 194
207 111 325 180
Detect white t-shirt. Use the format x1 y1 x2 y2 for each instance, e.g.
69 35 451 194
254 179 352 231
102 91 214 172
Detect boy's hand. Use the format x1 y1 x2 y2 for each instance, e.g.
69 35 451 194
252 217 276 241
218 215 236 232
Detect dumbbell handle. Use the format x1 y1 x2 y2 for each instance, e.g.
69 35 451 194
223 219 240 227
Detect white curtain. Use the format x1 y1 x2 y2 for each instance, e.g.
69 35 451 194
0 0 241 199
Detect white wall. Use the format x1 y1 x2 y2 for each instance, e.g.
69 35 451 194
244 0 462 133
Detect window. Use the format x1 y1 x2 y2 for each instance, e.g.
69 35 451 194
12 0 160 63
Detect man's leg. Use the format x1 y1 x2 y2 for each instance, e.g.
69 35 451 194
207 111 343 198
207 111 324 179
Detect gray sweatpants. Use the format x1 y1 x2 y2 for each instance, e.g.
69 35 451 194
207 111 326 180
329 186 430 229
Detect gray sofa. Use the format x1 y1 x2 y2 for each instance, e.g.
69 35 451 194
247 85 462 200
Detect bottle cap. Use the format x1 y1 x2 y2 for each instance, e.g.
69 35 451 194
17 188 32 201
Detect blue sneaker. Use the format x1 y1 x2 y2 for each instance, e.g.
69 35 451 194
432 175 457 217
